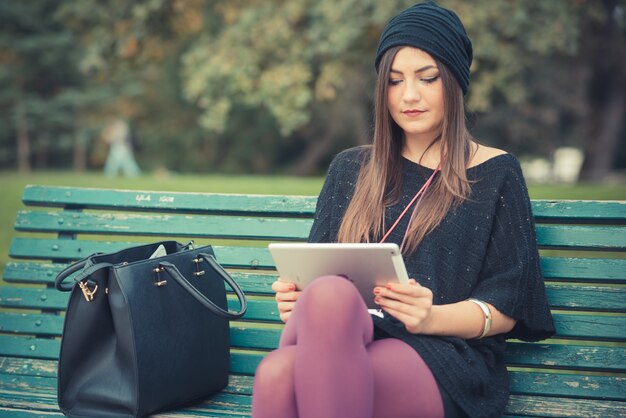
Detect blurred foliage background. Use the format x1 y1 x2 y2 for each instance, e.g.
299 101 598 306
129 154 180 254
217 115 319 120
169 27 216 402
0 0 625 178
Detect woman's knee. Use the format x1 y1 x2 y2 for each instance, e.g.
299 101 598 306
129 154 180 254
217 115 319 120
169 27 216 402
300 275 364 313
296 275 372 341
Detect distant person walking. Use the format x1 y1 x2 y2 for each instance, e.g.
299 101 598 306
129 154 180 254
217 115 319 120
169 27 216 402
103 118 141 178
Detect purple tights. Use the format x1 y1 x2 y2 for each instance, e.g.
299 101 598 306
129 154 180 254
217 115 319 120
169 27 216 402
252 276 444 418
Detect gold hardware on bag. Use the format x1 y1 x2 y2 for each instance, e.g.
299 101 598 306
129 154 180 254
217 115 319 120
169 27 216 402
192 257 205 277
78 281 98 302
153 266 167 287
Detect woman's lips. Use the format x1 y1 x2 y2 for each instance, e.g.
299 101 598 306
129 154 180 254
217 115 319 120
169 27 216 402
402 109 426 117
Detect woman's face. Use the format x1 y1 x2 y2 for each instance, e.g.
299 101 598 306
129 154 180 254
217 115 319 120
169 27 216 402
386 47 444 144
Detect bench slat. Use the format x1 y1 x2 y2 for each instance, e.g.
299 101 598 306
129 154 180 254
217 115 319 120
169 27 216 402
6 259 626 288
0 288 279 322
15 211 311 241
0 408 63 417
0 336 265 374
541 257 626 282
505 342 626 371
3 359 626 417
535 225 626 250
1 355 625 412
8 237 626 284
1 376 625 418
0 373 255 414
0 357 254 393
0 390 252 417
0 336 59 360
0 358 57 378
19 210 626 248
531 200 626 223
0 313 282 350
505 394 626 418
551 313 626 340
10 230 626 259
3 284 625 322
3 262 279 294
2 341 622 402
0 313 63 336
545 285 626 313
0 372 256 401
9 239 276 269
23 186 318 216
22 187 626 222
2 308 624 344
509 372 625 401
2 313 624 369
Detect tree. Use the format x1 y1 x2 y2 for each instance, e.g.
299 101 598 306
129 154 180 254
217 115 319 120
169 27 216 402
3 0 623 177
577 0 626 181
180 0 623 175
0 1 118 172
0 1 75 171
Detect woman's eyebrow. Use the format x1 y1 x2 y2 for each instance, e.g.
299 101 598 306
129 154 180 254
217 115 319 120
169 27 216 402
390 65 437 75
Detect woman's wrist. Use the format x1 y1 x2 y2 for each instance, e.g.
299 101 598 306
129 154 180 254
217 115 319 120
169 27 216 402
414 302 495 339
418 304 443 336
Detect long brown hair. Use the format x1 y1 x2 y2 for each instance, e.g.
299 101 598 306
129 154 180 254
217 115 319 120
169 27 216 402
338 46 473 254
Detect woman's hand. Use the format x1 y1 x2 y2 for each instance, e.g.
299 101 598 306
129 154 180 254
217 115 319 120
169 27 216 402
373 279 434 334
272 280 302 323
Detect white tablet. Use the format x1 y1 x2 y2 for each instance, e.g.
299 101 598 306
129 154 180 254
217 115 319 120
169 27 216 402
268 243 409 309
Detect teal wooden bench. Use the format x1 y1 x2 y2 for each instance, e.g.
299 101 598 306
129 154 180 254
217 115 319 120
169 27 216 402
1 185 625 417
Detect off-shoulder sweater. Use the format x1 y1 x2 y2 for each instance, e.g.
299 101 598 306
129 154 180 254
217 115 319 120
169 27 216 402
308 147 555 418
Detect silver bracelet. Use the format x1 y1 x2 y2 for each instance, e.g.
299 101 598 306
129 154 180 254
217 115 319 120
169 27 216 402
467 298 492 339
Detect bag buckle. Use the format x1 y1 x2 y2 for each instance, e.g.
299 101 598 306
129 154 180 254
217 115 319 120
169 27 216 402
153 265 167 287
192 257 205 277
78 280 98 302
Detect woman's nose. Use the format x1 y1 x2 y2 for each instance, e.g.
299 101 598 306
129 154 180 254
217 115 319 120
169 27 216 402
402 82 421 103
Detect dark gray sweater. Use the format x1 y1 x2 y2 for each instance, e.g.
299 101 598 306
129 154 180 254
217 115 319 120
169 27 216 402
308 147 555 418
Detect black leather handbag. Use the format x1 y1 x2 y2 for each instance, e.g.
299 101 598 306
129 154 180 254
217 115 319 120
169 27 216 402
54 240 247 418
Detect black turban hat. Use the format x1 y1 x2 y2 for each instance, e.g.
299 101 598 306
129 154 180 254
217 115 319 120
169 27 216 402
375 1 473 95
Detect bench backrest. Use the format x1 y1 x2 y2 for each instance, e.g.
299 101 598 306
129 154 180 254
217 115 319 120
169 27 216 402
1 185 625 417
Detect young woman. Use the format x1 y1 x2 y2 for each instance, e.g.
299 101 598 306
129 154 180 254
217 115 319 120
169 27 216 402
252 2 555 417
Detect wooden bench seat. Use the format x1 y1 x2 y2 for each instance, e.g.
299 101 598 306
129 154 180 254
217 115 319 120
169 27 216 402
0 185 625 417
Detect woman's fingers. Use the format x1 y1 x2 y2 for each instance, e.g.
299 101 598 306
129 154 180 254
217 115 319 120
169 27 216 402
280 311 292 323
272 279 300 323
375 293 429 314
373 280 434 333
379 305 429 333
276 290 301 302
277 301 296 314
373 281 432 305
272 280 297 293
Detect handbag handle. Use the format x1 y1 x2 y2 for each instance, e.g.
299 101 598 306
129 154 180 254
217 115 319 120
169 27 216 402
54 255 108 291
159 253 247 320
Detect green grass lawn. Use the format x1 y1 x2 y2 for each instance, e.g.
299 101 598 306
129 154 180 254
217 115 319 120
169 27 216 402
1 170 625 278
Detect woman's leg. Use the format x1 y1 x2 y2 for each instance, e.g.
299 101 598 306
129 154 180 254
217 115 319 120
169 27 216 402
251 346 298 417
252 276 444 418
368 338 444 418
253 276 374 418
